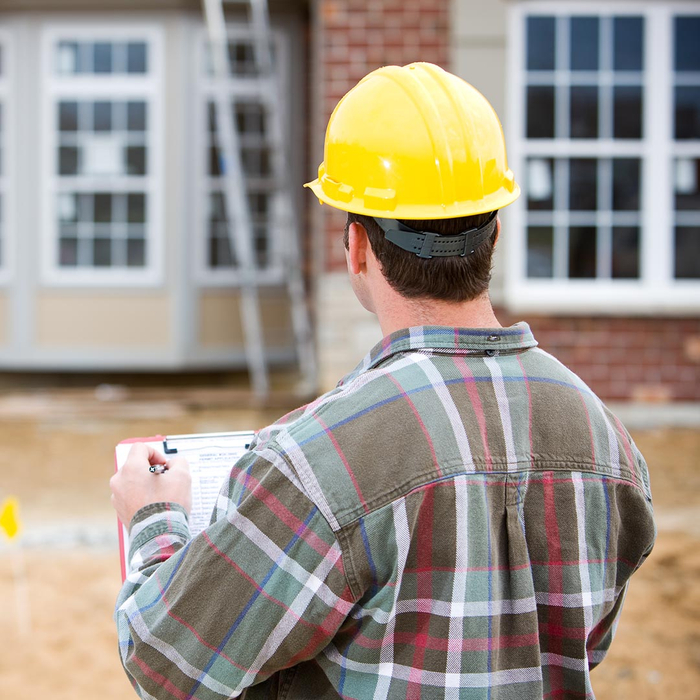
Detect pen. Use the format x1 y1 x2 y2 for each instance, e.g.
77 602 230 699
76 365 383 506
149 464 168 474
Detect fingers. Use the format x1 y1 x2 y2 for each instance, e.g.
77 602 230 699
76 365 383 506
126 442 168 467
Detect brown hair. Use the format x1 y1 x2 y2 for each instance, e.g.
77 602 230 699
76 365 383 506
344 211 498 302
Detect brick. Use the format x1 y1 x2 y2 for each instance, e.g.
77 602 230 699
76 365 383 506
631 384 673 403
683 335 700 362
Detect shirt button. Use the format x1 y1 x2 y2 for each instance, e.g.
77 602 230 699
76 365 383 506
485 349 498 357
487 334 500 342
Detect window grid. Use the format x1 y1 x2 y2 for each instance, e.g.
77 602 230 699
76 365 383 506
508 3 700 313
43 27 162 284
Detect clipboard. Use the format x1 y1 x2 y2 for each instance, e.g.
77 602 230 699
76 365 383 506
114 431 255 581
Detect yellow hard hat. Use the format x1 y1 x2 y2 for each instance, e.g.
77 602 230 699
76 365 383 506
305 62 520 219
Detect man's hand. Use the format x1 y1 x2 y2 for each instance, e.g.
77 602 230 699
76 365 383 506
110 443 192 530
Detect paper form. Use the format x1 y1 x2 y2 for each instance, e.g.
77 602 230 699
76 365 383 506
115 431 255 578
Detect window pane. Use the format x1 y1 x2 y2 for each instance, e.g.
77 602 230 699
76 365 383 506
242 147 270 177
228 42 256 76
93 42 112 74
210 230 234 267
570 86 598 138
612 226 640 278
614 17 644 71
675 227 700 278
569 159 598 210
675 16 700 72
77 194 92 222
127 193 146 223
127 238 145 267
94 193 112 223
207 101 217 133
209 146 222 177
58 193 78 222
93 101 112 132
613 159 641 211
210 192 227 222
59 236 78 266
527 158 554 210
675 158 700 210
94 238 112 266
83 136 122 176
248 192 269 217
569 226 597 278
254 225 268 265
614 86 643 139
58 146 79 175
675 87 700 140
127 102 147 132
527 226 554 277
79 43 94 73
127 42 147 73
59 101 79 131
125 146 146 175
570 17 599 71
527 86 555 138
57 42 78 74
527 17 556 71
236 102 265 135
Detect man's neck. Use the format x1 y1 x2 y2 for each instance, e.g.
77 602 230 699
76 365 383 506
375 291 502 337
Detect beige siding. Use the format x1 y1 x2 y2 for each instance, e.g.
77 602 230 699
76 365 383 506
0 294 7 345
316 273 381 391
36 293 170 347
452 0 508 118
452 0 512 302
199 289 294 349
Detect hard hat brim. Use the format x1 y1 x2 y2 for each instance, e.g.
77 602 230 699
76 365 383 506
304 177 520 220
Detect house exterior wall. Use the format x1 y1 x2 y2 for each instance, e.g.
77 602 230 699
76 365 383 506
199 289 292 349
313 0 700 403
311 0 451 386
35 293 171 347
0 5 304 371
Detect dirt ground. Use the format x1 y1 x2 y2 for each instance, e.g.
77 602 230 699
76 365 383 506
0 387 698 699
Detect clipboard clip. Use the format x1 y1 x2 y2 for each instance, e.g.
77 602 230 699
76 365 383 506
163 439 178 455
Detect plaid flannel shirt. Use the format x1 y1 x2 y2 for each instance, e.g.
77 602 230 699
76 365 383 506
116 323 655 700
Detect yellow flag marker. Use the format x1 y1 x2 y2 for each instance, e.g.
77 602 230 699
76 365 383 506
1 497 30 636
0 497 21 540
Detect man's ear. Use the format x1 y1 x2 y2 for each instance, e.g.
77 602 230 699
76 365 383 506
347 221 369 275
494 215 501 246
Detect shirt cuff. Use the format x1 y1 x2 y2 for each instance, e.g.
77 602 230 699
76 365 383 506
127 502 190 563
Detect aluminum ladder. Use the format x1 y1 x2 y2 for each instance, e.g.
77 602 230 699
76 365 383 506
202 0 316 397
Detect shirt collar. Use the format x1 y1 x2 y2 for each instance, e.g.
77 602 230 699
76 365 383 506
339 322 538 386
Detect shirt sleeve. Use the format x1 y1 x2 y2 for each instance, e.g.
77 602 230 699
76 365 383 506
114 448 356 700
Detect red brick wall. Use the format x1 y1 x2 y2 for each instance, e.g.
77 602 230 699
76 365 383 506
314 0 451 271
495 310 700 402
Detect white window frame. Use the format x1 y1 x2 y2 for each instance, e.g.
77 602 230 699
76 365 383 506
193 24 291 287
40 24 164 287
0 29 14 286
506 1 700 314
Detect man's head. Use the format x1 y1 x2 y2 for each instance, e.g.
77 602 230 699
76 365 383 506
343 211 499 303
306 62 519 305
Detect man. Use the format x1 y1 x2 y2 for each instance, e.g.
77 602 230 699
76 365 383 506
111 63 655 699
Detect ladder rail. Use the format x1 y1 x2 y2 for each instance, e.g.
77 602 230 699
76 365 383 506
246 0 318 393
202 0 269 396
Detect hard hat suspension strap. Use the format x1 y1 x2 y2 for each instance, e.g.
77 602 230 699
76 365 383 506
374 212 498 259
